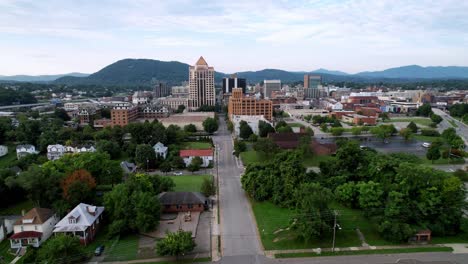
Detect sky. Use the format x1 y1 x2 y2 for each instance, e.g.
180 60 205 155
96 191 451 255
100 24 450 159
1 0 468 75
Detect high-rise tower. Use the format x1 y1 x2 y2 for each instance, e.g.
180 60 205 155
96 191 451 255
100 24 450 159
188 56 215 111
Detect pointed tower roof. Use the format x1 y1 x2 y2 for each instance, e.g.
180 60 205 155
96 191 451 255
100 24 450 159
195 56 208 66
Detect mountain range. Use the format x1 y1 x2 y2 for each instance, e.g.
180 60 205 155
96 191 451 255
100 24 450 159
1 59 467 85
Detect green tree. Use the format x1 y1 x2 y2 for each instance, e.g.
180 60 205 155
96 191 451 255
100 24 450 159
171 156 186 169
227 120 234 133
156 230 196 258
277 125 293 133
356 181 384 216
253 138 279 158
183 124 197 133
399 128 413 141
415 103 433 117
298 135 311 156
351 127 362 136
201 177 215 197
36 234 86 264
258 120 275 137
176 104 186 113
233 139 247 157
135 144 157 169
335 182 358 208
96 140 121 159
160 161 172 174
239 120 253 139
426 144 441 163
407 121 418 133
188 156 203 172
203 117 218 134
430 113 443 124
370 124 396 141
54 108 71 121
379 112 390 121
330 127 345 136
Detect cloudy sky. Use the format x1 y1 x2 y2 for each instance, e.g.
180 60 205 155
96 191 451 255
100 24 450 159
1 0 467 75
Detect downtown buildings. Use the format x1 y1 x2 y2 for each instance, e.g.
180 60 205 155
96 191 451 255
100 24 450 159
188 56 215 111
228 88 273 121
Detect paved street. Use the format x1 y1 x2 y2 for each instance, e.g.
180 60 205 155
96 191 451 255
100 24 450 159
212 117 262 257
433 108 468 146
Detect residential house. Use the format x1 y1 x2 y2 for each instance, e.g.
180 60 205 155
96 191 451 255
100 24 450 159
0 216 20 242
47 144 66 160
153 142 168 159
75 145 96 153
16 145 38 159
0 145 7 157
179 149 213 167
9 208 58 249
158 192 208 213
53 203 104 246
120 161 137 175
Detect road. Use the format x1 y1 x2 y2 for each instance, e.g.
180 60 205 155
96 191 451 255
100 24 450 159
213 117 262 257
432 108 468 146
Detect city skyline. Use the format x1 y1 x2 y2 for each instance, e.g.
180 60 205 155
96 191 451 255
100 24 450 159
1 0 468 75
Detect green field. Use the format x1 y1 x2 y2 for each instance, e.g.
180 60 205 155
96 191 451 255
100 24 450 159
0 239 15 263
240 150 335 168
0 200 34 215
0 145 17 169
275 247 453 258
412 134 442 143
104 234 139 261
182 142 212 149
385 118 432 126
167 175 211 192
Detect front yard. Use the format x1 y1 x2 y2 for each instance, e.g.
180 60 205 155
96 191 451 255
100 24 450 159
103 234 139 262
166 175 212 192
385 117 432 126
182 142 212 150
240 150 335 168
0 239 15 263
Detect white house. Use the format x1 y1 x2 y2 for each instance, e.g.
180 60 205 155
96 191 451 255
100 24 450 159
9 208 58 249
46 144 66 160
53 203 104 246
153 142 168 159
1 216 20 242
179 149 214 167
0 145 7 157
74 145 96 153
16 145 38 159
231 115 272 137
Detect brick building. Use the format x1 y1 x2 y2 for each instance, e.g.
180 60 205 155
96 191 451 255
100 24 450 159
111 103 138 127
228 88 273 121
158 192 208 213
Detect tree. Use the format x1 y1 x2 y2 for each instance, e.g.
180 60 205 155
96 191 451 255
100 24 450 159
298 135 311 156
203 117 218 134
330 127 344 136
176 104 186 113
426 144 441 163
239 120 253 139
171 156 186 169
356 181 384 216
335 182 358 208
258 120 275 137
227 120 234 133
233 139 247 157
430 113 443 124
379 112 390 121
370 124 397 141
399 128 413 141
36 234 86 264
277 125 293 133
351 127 362 136
61 169 96 207
156 230 196 258
415 103 432 117
96 140 121 159
188 156 203 172
275 120 288 130
183 124 197 133
201 177 215 197
253 138 279 158
135 144 157 169
160 161 172 174
407 121 418 133
54 108 71 121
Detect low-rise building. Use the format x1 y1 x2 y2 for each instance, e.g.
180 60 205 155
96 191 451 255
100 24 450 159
47 144 66 161
132 91 151 105
53 203 104 246
16 145 38 159
0 216 20 242
111 103 138 127
120 161 137 176
156 97 189 112
153 142 168 159
158 192 208 213
9 208 58 249
139 105 169 120
180 149 213 167
231 115 272 136
0 145 7 157
159 112 215 131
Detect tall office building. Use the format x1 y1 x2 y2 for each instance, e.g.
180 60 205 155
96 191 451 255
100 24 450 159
263 80 281 98
304 74 322 99
154 81 170 98
188 56 215 111
223 74 246 94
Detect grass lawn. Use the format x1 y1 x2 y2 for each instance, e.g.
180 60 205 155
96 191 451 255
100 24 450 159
0 200 34 215
182 142 212 150
448 119 459 128
0 145 17 169
0 239 15 263
240 150 266 166
303 155 336 167
386 118 432 126
166 175 211 192
412 134 442 143
251 201 362 250
140 257 212 264
275 247 453 258
287 123 304 128
104 234 139 262
85 226 117 257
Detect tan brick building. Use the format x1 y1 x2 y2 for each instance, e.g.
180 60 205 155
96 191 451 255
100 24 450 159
111 103 138 127
228 88 273 121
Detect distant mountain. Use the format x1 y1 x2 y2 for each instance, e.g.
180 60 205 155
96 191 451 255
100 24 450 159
356 65 468 79
55 59 226 86
311 68 349 76
0 72 88 82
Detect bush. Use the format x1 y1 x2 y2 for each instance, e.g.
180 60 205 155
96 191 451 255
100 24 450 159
420 129 440 137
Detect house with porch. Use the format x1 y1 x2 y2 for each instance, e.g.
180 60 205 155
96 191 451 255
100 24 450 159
9 208 58 249
47 144 66 160
153 142 168 159
16 145 38 159
53 203 104 245
179 149 213 167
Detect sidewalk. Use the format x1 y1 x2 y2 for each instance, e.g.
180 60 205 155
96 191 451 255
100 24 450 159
264 244 467 258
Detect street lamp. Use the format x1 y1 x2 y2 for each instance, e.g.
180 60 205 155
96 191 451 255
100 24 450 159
332 210 341 252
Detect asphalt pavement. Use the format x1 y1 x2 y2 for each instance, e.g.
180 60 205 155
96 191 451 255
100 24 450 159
213 117 262 257
432 108 468 146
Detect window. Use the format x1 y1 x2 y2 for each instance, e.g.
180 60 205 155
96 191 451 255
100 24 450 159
34 225 37 230
21 226 24 231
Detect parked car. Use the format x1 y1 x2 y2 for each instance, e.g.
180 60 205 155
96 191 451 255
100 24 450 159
422 142 431 148
94 245 105 256
173 172 183 176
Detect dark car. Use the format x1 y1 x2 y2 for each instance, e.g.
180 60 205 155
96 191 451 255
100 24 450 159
94 245 105 256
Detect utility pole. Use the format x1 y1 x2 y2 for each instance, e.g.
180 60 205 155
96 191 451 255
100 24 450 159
332 210 340 252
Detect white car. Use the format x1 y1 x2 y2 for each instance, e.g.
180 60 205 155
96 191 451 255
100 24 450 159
422 142 431 148
173 172 183 176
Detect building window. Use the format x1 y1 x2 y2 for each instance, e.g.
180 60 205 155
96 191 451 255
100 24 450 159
21 226 24 231
35 225 38 230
